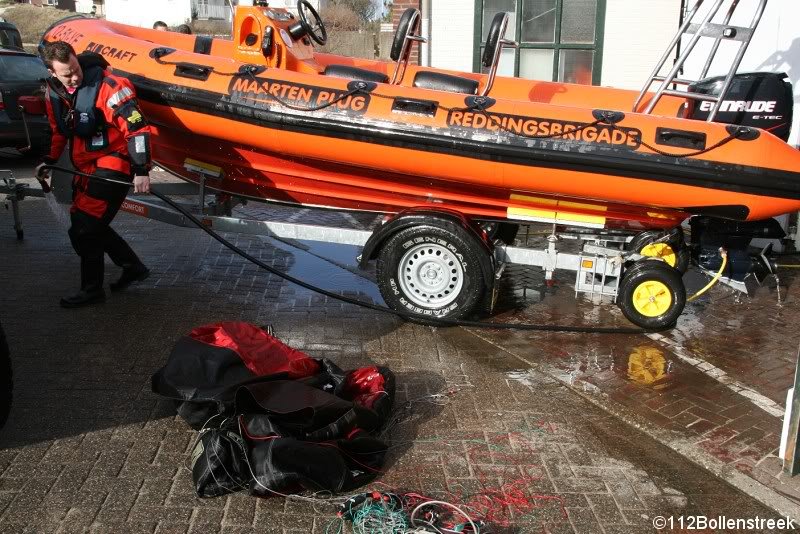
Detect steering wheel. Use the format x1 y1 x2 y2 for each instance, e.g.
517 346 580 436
482 13 508 69
297 0 327 46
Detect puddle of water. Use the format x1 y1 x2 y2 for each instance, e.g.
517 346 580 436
547 344 675 391
263 237 385 304
625 345 672 389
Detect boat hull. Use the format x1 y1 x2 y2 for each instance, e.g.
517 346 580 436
150 106 686 230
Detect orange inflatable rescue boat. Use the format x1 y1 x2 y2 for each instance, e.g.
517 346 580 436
40 1 800 233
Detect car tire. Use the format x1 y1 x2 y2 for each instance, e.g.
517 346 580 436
376 221 487 321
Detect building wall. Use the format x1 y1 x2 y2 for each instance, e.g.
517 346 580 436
600 0 679 89
429 0 473 72
105 0 192 27
194 0 232 21
13 0 77 9
75 0 101 15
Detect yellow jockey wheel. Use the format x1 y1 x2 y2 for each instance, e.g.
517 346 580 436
618 260 686 330
628 228 690 273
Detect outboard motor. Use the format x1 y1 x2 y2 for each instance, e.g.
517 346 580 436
687 72 794 141
689 217 783 282
686 73 794 285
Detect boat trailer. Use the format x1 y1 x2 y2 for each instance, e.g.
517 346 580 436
2 165 702 330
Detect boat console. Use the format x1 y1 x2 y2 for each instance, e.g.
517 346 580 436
231 2 492 95
232 1 321 73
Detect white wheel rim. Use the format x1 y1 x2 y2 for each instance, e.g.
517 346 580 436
397 243 464 308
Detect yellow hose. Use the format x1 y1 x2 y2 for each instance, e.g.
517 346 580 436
687 248 727 302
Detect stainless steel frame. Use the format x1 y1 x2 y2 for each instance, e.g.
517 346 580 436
480 13 519 97
632 0 768 122
390 9 428 85
0 170 45 240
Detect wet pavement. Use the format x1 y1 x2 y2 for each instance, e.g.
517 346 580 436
1 151 799 532
472 261 800 516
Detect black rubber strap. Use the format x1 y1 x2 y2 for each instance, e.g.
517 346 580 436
193 36 213 55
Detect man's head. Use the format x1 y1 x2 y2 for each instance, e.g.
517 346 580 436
175 24 192 35
153 20 168 31
41 41 83 91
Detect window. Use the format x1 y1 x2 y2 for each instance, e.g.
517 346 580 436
0 55 49 82
0 26 23 50
475 0 605 84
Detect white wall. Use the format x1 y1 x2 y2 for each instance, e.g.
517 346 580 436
429 0 474 72
105 0 192 28
601 0 680 89
75 0 93 14
681 0 800 146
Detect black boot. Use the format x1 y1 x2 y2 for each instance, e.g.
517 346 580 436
110 264 150 292
60 287 106 308
61 254 106 308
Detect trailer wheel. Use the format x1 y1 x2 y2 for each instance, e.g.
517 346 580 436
376 222 486 320
0 321 11 430
618 260 686 330
628 229 690 273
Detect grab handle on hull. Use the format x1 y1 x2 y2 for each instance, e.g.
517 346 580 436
656 128 707 150
174 63 212 81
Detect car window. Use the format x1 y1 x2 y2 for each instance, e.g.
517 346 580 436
0 54 49 82
0 28 23 50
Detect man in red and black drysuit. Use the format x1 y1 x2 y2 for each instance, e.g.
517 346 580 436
37 40 153 308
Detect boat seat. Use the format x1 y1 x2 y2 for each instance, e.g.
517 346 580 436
323 64 389 84
413 71 479 95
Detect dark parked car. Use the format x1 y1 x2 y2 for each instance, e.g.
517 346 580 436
0 20 23 50
0 46 50 154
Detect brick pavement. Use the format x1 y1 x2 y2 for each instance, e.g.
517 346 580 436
472 263 800 519
0 190 794 533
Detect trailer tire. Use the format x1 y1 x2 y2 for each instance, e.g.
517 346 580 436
0 321 11 430
618 260 686 330
376 222 486 321
628 228 690 273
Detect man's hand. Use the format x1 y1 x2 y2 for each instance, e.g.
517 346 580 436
34 163 52 193
35 162 50 180
133 175 150 194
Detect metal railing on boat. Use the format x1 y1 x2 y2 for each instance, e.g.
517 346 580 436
633 0 769 122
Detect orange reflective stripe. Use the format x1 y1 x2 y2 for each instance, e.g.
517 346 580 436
74 191 108 218
96 154 130 175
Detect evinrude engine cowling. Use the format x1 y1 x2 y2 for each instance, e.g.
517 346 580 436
687 72 793 141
